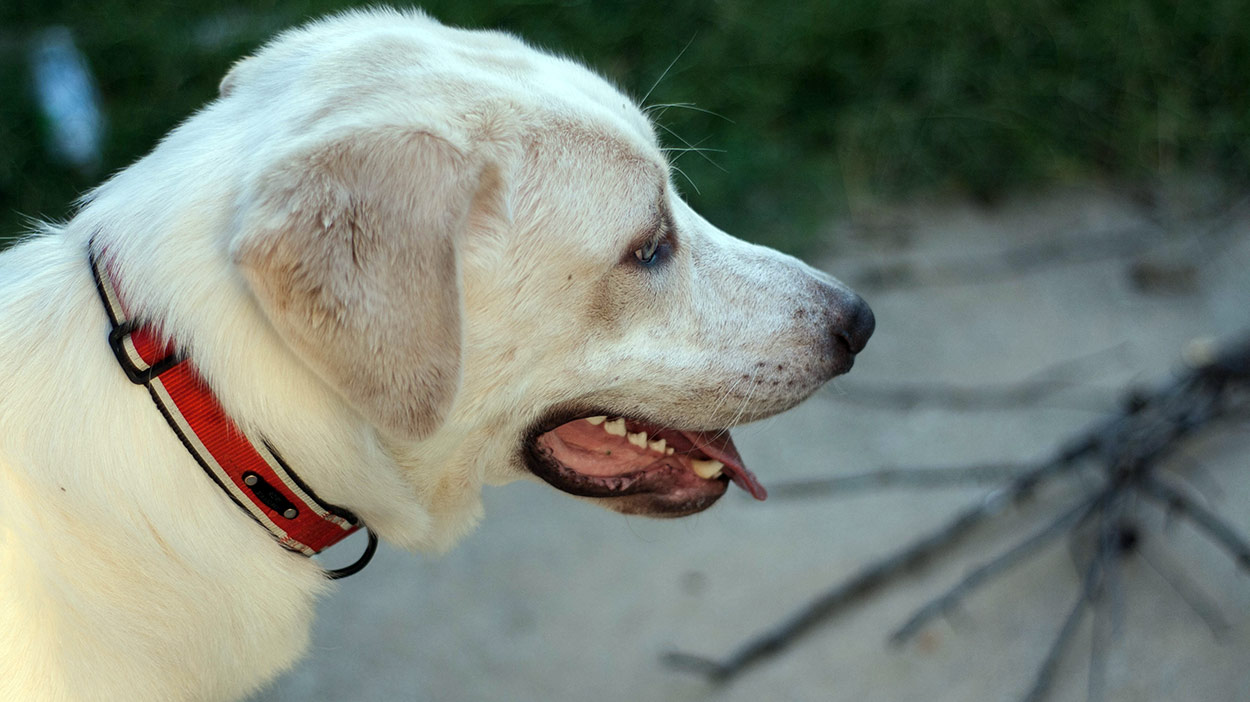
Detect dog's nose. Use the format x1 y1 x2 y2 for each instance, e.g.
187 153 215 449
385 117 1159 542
835 291 874 354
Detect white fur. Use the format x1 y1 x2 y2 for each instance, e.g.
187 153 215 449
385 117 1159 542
0 9 865 700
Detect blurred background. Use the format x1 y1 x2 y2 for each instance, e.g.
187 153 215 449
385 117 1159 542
4 0 1249 251
3 2 1249 701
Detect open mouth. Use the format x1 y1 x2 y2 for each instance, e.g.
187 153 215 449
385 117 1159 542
522 413 767 516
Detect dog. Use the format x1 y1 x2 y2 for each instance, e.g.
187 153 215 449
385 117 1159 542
0 9 873 701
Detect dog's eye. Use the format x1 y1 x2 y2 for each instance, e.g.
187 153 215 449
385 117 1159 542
633 236 666 267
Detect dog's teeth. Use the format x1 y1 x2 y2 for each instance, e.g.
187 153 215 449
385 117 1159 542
604 418 626 436
585 416 606 425
648 438 667 453
627 431 648 448
666 447 674 455
691 459 724 479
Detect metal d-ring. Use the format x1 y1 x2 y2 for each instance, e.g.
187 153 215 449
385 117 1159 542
324 526 379 580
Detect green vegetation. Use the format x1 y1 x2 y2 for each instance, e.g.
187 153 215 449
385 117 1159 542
3 0 1247 253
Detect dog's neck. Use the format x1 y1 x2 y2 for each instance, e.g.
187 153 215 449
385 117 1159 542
90 246 382 574
74 141 484 552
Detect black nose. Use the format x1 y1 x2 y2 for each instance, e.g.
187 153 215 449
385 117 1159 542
836 292 874 354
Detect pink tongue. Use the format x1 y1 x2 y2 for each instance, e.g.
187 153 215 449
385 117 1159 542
680 430 768 501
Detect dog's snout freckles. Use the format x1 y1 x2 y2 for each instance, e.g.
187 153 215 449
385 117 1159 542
795 277 875 379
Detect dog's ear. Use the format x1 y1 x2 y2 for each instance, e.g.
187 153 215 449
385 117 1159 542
232 128 484 439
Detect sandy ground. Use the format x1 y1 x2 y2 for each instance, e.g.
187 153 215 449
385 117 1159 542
253 184 1250 702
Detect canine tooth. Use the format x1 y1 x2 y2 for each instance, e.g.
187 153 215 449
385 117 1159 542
666 447 674 455
604 418 626 436
648 438 667 453
627 431 648 448
585 416 606 425
691 459 724 479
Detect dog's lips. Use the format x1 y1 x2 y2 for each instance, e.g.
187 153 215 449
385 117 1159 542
674 428 768 500
525 416 767 505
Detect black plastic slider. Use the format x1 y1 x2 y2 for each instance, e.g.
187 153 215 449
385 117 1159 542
241 471 299 519
106 320 183 385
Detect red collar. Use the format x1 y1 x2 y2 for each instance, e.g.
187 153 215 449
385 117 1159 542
89 244 375 578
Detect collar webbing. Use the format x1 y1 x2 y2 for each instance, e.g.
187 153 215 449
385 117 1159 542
89 243 376 578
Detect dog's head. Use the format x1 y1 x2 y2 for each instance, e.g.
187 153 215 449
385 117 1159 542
224 10 872 528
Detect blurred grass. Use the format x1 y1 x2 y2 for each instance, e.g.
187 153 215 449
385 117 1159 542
2 0 1248 253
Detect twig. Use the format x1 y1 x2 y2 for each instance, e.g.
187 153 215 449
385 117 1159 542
826 379 1110 412
1137 537 1232 639
1088 598 1111 702
664 453 1088 682
825 342 1135 413
1021 539 1104 702
1160 452 1225 506
851 195 1250 293
1138 476 1250 572
667 332 1250 692
769 463 1033 499
851 223 1160 291
1087 495 1127 702
889 485 1112 645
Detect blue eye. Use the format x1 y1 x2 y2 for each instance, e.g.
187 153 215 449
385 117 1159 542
634 237 666 267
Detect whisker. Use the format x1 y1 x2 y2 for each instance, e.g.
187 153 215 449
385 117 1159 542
666 134 716 167
714 368 761 445
647 102 735 124
707 368 750 421
642 101 694 115
656 123 726 172
660 147 728 154
669 163 701 195
640 35 696 107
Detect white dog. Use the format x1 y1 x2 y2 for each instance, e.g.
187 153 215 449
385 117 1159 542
0 9 873 701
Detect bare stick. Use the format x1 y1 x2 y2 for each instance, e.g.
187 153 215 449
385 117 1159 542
890 486 1110 645
1161 452 1225 506
665 455 1088 682
1021 542 1104 702
769 463 1034 499
1088 599 1111 702
851 223 1159 291
851 196 1250 293
1138 477 1250 572
1088 496 1127 702
669 332 1250 688
1137 537 1231 639
827 379 1110 412
827 342 1136 413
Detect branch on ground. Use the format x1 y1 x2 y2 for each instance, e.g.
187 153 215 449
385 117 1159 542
665 333 1250 701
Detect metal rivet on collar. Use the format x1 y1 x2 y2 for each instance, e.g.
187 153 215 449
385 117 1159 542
243 474 259 487
283 508 298 519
